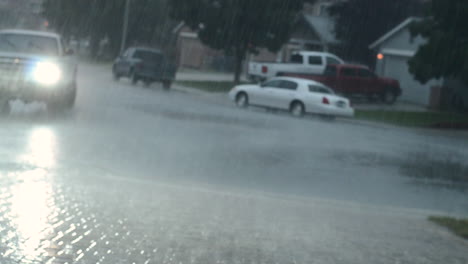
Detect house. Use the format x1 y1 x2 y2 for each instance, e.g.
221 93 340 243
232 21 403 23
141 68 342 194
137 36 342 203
251 1 341 64
369 17 443 106
176 1 342 71
251 13 339 64
176 25 230 70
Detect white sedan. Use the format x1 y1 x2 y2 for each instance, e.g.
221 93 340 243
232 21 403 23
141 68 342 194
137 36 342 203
228 77 354 118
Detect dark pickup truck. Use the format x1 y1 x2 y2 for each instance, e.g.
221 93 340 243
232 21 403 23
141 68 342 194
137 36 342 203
113 47 176 89
281 64 402 104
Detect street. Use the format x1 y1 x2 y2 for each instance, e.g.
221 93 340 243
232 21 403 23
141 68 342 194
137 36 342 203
1 63 468 264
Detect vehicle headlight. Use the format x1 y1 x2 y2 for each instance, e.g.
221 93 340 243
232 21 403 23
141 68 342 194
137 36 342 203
33 62 61 85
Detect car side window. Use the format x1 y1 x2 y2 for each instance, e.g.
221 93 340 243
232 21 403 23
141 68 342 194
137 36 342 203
341 68 357 77
358 69 376 78
326 57 341 65
290 54 304 64
279 80 298 90
308 56 323 65
309 85 334 94
262 80 282 88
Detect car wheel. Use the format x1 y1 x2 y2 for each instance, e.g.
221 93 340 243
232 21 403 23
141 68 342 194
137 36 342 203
64 83 77 108
235 92 249 108
290 101 305 117
0 100 11 116
48 84 77 112
381 89 397 105
131 71 139 85
112 66 120 81
162 80 172 90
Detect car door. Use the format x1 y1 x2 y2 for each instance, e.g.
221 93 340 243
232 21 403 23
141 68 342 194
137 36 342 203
267 80 299 109
307 85 329 113
289 54 305 73
250 80 283 107
117 48 133 76
357 68 379 94
338 67 359 94
307 55 325 74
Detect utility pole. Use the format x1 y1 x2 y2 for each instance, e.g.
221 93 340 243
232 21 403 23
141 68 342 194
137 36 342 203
120 0 130 54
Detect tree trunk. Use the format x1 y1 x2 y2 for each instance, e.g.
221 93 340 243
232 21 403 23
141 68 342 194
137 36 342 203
233 45 246 84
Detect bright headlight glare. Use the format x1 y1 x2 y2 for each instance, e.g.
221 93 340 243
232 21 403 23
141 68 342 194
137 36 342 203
33 62 61 85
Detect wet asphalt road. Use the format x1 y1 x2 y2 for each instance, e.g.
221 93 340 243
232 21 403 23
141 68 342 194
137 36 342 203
1 63 468 264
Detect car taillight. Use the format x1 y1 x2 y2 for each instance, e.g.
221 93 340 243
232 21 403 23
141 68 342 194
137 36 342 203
322 97 330 105
262 66 268 73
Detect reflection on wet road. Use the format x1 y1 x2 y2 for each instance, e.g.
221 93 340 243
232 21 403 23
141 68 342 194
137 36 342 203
0 63 467 263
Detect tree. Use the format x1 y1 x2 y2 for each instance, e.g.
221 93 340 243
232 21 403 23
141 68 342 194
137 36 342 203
328 0 423 65
42 0 177 59
169 0 310 83
408 0 468 87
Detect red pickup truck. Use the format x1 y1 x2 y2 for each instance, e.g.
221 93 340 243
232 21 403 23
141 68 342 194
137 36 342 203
281 64 402 104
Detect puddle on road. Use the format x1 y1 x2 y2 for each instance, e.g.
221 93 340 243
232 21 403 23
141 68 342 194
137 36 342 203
137 104 279 129
400 152 468 190
332 150 468 191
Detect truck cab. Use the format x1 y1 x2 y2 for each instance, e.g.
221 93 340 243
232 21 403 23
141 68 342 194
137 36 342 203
248 51 344 81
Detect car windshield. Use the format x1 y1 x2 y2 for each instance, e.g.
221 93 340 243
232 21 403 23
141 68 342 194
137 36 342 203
0 33 59 56
1 1 468 264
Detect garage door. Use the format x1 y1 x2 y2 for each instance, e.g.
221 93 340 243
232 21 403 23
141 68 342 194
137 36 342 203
383 55 435 106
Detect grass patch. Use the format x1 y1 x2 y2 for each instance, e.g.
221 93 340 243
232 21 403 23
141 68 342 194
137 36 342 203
176 81 247 93
429 216 468 239
355 110 468 127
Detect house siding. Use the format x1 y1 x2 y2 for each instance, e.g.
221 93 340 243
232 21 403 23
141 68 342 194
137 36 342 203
374 27 441 106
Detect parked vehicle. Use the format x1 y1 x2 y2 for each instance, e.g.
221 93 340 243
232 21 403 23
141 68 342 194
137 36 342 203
0 29 77 114
281 64 402 104
228 77 354 118
247 51 344 81
113 47 176 89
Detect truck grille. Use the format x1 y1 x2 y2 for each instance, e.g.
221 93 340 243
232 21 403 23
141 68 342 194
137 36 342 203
0 57 31 82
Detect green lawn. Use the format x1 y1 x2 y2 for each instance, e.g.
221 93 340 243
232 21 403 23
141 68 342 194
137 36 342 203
355 110 468 127
429 216 468 239
176 81 247 93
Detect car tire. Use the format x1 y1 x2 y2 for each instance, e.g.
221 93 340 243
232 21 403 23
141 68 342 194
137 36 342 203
162 80 172 90
235 92 249 108
47 83 77 112
290 101 305 117
381 89 397 105
131 71 139 85
112 66 120 81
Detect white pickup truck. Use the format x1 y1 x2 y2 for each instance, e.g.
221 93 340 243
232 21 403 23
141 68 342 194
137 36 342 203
247 51 344 81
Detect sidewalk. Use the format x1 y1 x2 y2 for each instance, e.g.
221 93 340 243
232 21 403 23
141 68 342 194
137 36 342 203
176 68 248 82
